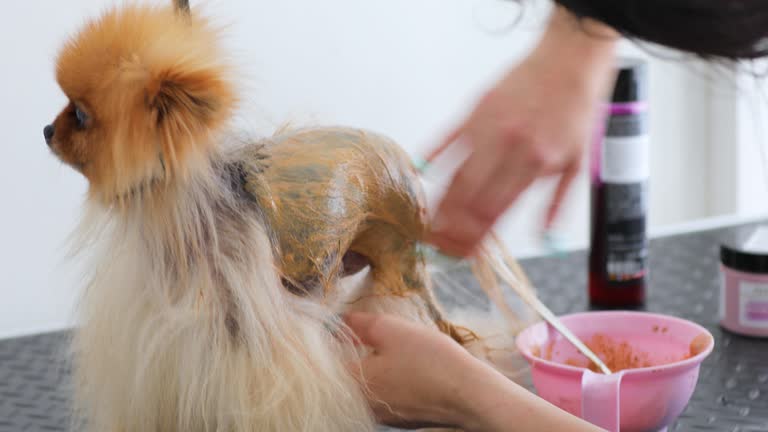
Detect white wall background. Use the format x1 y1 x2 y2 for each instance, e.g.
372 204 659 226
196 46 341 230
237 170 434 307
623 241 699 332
1 0 765 338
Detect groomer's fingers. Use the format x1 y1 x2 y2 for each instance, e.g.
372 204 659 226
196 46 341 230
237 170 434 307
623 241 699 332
451 140 508 202
432 172 535 258
344 312 388 349
545 159 580 229
433 172 532 257
431 125 555 256
426 127 464 163
467 139 544 224
429 141 509 255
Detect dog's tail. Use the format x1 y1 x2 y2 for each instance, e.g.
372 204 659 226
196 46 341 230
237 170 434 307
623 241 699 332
425 232 540 382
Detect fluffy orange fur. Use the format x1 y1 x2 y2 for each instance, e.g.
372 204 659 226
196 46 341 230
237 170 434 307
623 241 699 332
52 4 235 203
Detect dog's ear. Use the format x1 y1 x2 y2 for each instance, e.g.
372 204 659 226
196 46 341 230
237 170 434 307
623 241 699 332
144 64 235 171
174 0 190 15
147 69 231 129
143 2 236 137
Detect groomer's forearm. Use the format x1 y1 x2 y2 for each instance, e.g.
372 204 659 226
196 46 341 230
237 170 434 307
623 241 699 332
530 5 619 101
454 362 603 432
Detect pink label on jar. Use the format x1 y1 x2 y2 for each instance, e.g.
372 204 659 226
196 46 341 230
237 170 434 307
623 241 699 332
740 282 768 328
746 302 768 321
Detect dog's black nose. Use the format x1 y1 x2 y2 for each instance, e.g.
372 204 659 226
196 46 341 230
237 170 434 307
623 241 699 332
44 125 55 145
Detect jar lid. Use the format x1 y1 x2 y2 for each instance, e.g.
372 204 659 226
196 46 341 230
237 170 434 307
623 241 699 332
721 225 768 274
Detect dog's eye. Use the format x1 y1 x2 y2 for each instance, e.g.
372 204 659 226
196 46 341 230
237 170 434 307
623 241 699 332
74 106 88 128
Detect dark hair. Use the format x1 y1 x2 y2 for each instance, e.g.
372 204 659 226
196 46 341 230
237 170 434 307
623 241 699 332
554 0 768 60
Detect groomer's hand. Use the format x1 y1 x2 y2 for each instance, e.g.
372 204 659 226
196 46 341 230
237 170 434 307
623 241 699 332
428 7 619 257
343 312 470 429
344 312 605 432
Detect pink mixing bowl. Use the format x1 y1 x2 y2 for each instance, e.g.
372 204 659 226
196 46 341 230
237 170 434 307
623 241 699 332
515 311 714 432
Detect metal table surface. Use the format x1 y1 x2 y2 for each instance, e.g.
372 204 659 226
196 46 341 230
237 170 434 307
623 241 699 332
2 221 767 431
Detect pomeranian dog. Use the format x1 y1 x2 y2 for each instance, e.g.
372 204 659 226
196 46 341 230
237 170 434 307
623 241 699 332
45 1 532 431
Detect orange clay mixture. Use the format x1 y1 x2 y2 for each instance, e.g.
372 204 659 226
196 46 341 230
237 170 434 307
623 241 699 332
533 332 711 373
534 333 652 372
582 334 652 372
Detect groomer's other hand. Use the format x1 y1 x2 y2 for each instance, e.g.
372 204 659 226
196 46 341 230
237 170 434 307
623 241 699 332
428 7 619 257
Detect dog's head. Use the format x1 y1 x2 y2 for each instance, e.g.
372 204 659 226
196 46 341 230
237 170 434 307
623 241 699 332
45 2 236 202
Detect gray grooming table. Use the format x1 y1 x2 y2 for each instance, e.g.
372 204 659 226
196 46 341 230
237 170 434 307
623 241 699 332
2 220 767 431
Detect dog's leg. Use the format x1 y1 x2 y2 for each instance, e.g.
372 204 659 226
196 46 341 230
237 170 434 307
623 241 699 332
342 223 474 346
